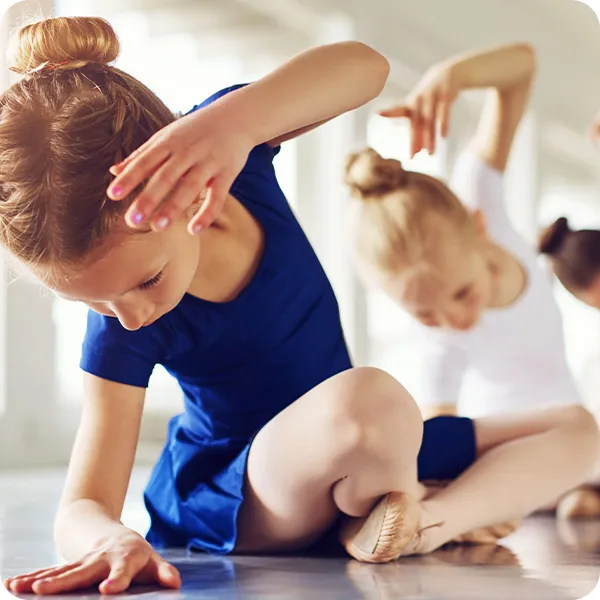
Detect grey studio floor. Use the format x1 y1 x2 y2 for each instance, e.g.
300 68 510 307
0 469 599 600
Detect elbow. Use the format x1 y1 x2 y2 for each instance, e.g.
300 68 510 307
515 42 537 82
348 41 390 101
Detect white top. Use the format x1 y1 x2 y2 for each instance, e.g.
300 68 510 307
405 152 582 418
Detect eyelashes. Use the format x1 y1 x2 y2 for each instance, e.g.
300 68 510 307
139 271 163 290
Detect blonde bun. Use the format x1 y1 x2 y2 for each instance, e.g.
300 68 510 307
8 16 119 75
344 148 408 200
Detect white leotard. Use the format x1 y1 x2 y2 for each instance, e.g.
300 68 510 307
403 152 582 418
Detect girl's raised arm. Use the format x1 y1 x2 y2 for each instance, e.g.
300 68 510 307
108 42 390 234
380 43 536 172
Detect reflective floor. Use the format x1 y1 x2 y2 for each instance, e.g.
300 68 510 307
0 469 598 599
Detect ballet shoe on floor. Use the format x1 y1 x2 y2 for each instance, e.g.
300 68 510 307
451 520 521 544
557 487 600 519
339 492 442 563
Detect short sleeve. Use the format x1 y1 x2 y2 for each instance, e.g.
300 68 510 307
449 151 510 230
185 84 281 173
80 311 163 388
408 335 468 408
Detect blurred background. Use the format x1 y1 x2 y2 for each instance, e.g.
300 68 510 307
1 0 600 469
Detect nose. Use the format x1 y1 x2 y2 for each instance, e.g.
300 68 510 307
443 311 477 331
111 299 154 331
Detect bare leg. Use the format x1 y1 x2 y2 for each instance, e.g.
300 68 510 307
420 404 457 420
415 405 600 554
236 367 423 552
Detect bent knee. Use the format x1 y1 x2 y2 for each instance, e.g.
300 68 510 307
561 405 600 452
325 367 423 448
561 405 599 432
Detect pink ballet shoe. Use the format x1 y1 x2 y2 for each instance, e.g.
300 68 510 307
339 492 443 563
451 520 520 544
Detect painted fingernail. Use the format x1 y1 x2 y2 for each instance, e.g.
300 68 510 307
110 186 124 198
192 223 203 234
130 211 144 225
154 217 169 231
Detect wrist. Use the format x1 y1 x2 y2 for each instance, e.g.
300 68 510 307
195 95 262 149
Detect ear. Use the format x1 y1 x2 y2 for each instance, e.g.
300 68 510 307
472 209 487 238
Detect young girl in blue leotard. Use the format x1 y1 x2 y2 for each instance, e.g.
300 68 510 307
2 16 599 596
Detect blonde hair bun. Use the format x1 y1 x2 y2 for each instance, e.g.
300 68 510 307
344 148 408 200
8 16 119 75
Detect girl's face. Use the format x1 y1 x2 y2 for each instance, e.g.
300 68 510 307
381 224 495 331
47 219 200 331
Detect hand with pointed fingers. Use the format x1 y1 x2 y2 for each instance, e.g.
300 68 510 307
378 64 460 158
108 106 254 235
3 531 180 595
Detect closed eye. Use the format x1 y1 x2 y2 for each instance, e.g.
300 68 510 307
139 271 163 290
453 285 472 301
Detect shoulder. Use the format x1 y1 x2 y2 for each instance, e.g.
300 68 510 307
81 311 165 388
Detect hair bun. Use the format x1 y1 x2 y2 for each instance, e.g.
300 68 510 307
344 148 408 200
539 217 571 255
8 16 119 75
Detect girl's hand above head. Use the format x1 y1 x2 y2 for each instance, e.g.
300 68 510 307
4 531 181 596
108 106 254 235
378 64 460 158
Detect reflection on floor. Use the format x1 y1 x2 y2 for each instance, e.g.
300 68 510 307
0 469 598 599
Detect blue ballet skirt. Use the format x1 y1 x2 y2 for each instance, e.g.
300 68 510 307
80 85 476 554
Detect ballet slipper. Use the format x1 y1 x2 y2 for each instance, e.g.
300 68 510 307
451 519 520 544
557 487 600 519
339 492 443 563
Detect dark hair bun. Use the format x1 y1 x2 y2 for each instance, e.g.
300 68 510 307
539 217 570 255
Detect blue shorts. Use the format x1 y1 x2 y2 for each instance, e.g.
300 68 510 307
418 415 477 481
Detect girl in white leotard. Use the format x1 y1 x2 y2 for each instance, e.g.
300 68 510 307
345 42 600 519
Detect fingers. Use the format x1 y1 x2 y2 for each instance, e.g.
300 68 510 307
378 105 411 119
148 164 215 233
7 564 82 594
109 143 151 177
188 172 235 234
422 92 438 155
410 96 424 158
107 146 171 202
148 558 182 590
31 563 107 595
126 158 210 229
438 94 451 139
98 558 142 595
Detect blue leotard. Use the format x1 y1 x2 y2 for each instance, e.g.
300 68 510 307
80 85 475 553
